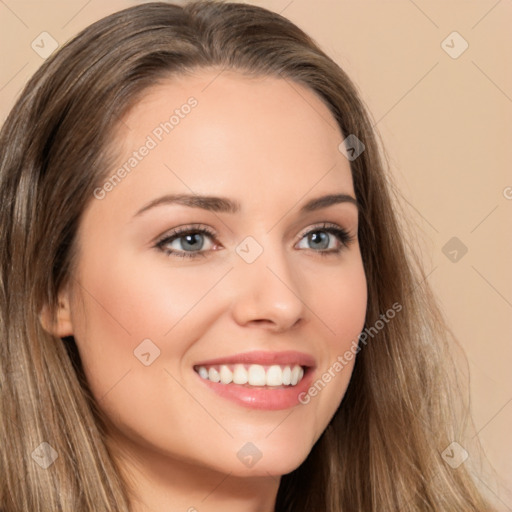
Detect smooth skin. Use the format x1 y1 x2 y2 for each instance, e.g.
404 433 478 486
47 69 367 512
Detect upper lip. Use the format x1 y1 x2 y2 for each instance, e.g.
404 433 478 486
194 350 316 368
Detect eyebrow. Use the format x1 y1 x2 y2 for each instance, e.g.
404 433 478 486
134 192 359 218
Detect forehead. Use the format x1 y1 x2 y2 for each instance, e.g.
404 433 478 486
99 69 354 215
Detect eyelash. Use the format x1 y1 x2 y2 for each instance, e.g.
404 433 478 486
154 223 356 259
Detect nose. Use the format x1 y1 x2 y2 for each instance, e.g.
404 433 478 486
229 240 306 332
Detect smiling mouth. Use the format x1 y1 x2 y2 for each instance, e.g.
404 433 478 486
193 364 306 387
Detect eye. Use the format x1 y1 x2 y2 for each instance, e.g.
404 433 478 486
155 224 218 259
296 223 355 255
154 222 355 260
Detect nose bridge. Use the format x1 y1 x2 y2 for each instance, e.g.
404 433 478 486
229 233 305 329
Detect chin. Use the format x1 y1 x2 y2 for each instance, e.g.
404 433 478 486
208 437 315 478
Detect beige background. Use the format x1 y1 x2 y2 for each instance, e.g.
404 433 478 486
1 0 511 508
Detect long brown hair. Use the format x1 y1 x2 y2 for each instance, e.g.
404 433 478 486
0 2 496 510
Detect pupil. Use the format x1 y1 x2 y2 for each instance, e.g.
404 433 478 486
183 234 203 250
310 231 328 249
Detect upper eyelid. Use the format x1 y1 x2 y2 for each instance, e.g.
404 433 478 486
157 221 348 238
297 221 350 237
154 224 215 244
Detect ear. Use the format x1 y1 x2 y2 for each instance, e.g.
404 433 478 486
39 288 74 338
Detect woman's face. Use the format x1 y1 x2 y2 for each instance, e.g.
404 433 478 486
61 70 367 478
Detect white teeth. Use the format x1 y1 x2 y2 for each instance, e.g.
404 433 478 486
248 364 266 386
219 365 233 384
232 364 248 384
208 367 220 383
196 364 305 387
291 366 303 386
266 365 282 387
282 366 292 385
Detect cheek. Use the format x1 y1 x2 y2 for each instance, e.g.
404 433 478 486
69 252 229 395
78 254 220 336
314 255 367 347
300 255 367 426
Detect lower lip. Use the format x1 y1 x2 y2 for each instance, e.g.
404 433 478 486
195 369 314 410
